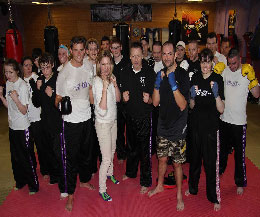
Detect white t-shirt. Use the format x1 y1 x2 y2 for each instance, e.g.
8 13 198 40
56 61 93 123
24 73 41 123
221 66 250 125
83 57 95 77
154 60 164 74
6 78 30 130
57 64 63 72
93 76 117 123
215 51 227 66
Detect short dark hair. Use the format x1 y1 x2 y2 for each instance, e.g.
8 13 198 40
86 38 99 50
140 35 149 43
110 37 121 46
200 48 214 62
152 41 162 50
163 41 175 53
228 48 240 59
206 32 217 43
21 56 33 66
221 37 230 46
130 42 143 52
188 40 199 46
4 58 21 77
39 53 54 66
32 48 42 60
70 36 86 49
101 36 110 43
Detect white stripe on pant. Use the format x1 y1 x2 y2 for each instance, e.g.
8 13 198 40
95 120 117 193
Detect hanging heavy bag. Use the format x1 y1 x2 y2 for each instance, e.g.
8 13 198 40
5 0 23 63
44 25 59 67
60 96 72 115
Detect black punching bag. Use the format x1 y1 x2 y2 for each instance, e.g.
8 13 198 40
168 18 182 46
115 23 129 59
44 25 59 68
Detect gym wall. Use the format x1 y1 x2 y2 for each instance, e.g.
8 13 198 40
20 3 217 56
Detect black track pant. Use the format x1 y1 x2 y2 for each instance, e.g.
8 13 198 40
116 103 127 160
29 121 45 176
9 128 39 192
41 121 60 183
188 130 221 204
219 120 247 187
125 115 152 187
59 119 95 195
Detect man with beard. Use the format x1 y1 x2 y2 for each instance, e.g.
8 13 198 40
148 41 189 211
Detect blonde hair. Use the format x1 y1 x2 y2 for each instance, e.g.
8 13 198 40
96 50 114 78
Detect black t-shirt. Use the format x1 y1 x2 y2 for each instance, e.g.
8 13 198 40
120 60 155 118
188 59 201 81
157 66 190 141
113 56 130 88
190 71 224 133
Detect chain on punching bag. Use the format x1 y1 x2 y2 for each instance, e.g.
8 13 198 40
44 2 59 68
5 0 23 63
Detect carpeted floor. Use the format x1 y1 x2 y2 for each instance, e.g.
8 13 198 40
0 151 260 217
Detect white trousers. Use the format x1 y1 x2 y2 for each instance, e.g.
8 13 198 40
95 120 117 193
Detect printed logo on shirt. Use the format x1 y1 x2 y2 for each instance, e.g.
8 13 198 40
74 81 89 91
196 89 212 97
226 80 240 87
140 76 146 87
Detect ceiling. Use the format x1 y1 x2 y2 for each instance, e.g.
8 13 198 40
0 0 219 5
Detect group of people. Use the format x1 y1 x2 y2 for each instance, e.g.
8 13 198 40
0 32 259 212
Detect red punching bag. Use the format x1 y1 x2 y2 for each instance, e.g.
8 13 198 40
5 0 23 63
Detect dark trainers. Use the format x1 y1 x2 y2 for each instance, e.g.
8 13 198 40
99 192 112 201
107 175 120 184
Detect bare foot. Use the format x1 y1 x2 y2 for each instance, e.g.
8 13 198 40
214 203 221 211
43 175 49 180
140 186 148 194
148 185 164 198
60 193 68 200
80 182 95 190
118 159 124 164
176 198 184 211
65 195 73 212
122 175 129 181
237 187 244 195
184 189 190 197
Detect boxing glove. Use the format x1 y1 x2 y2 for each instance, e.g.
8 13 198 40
61 96 72 115
214 62 226 75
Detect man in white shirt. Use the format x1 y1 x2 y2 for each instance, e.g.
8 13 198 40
148 41 164 74
206 32 227 66
175 41 189 71
56 36 95 212
219 48 259 195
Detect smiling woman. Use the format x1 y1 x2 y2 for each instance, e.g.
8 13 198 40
93 50 121 202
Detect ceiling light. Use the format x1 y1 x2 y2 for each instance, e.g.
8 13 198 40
188 0 203 2
32 1 54 4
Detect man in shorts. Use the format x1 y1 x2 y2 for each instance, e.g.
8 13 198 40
148 41 189 211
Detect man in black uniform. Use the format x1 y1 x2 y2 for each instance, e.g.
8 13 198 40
110 37 130 163
121 42 155 194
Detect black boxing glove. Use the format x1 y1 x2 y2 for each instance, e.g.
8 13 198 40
61 96 72 115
